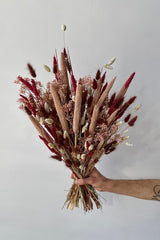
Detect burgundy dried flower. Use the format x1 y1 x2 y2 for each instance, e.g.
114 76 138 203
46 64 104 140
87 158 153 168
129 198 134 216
101 82 108 95
53 56 58 74
124 114 131 122
93 79 97 89
51 155 62 161
65 159 72 167
27 63 36 78
108 93 116 107
87 95 93 108
82 90 88 104
18 76 33 91
125 72 135 89
71 74 77 92
96 69 101 80
128 116 137 126
101 72 106 83
31 79 39 97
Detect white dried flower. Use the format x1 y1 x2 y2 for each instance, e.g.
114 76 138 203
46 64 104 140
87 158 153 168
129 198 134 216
122 136 129 140
134 104 141 112
123 129 129 134
61 24 66 31
125 142 133 147
104 64 113 70
108 57 116 65
45 118 53 124
63 130 69 139
44 102 50 113
48 143 55 149
40 117 44 125
77 154 81 160
88 145 94 151
116 121 123 126
72 96 75 102
43 65 51 72
81 154 86 160
82 123 88 133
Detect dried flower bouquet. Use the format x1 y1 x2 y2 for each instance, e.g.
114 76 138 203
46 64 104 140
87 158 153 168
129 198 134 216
15 48 139 212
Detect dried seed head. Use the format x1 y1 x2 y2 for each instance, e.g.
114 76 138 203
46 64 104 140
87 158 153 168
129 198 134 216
44 102 50 113
81 154 86 160
82 123 88 133
108 57 116 65
72 96 75 102
88 145 94 151
104 64 113 70
63 130 69 139
43 65 51 72
122 136 129 140
48 143 55 149
116 121 123 126
40 117 44 125
61 24 66 31
123 129 129 134
134 104 141 112
125 142 133 147
45 118 54 124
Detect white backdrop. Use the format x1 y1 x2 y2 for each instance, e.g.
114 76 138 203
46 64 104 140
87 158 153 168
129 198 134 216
0 0 160 239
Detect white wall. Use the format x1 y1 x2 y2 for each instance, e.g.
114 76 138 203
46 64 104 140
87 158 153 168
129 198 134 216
0 0 160 239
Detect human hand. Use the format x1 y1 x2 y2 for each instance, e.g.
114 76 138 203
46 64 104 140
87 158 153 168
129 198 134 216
71 167 109 192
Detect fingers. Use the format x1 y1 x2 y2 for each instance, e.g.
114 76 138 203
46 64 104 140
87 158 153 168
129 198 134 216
75 177 94 186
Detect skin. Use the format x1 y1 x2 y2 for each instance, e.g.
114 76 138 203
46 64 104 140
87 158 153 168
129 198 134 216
71 168 160 201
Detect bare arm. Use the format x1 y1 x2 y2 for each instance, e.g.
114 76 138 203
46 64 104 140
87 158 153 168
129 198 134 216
71 168 160 201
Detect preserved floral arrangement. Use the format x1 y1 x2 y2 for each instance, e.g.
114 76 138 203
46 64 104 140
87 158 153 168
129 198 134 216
15 27 140 212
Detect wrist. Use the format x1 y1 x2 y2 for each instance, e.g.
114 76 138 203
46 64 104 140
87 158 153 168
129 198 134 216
103 178 114 192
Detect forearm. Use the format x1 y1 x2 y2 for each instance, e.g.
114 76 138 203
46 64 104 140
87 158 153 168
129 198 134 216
105 179 160 201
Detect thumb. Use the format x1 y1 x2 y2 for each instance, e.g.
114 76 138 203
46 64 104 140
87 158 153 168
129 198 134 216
75 177 93 185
